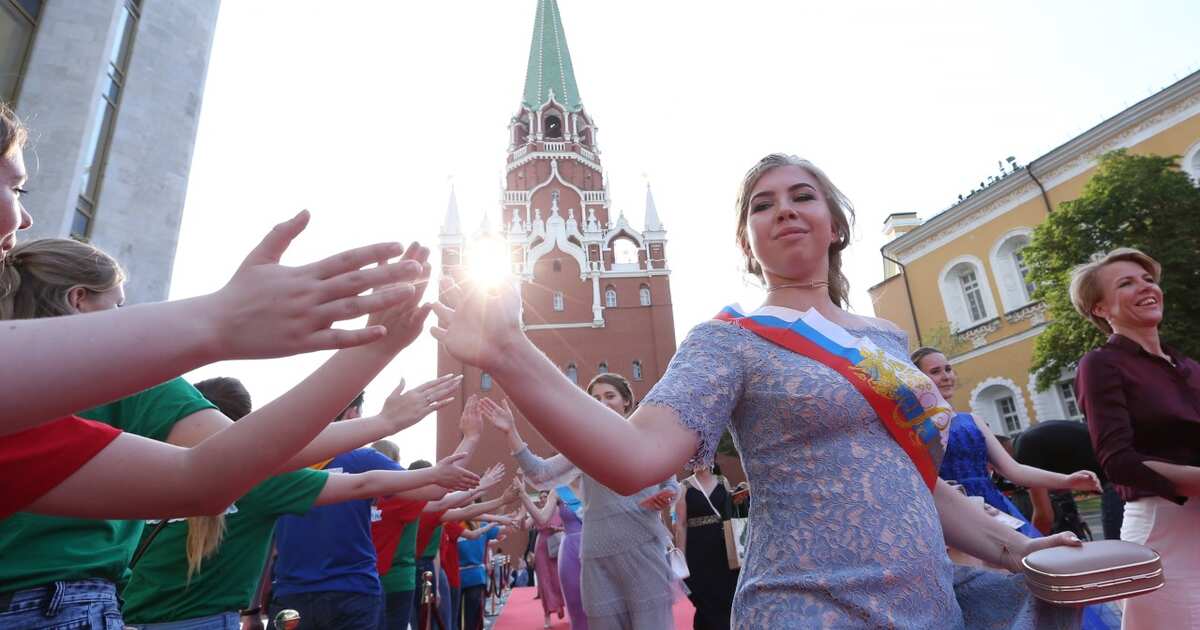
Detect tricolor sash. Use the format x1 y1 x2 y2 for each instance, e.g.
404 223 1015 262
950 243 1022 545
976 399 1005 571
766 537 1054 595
715 304 951 491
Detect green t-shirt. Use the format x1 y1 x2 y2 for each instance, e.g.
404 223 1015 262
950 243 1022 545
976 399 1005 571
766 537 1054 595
420 524 443 559
0 378 215 591
380 520 420 594
120 468 329 623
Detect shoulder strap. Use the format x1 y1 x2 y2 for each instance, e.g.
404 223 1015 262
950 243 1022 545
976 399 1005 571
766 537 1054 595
128 519 171 570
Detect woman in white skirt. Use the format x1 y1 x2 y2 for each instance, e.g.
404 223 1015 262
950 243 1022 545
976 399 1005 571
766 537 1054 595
1071 248 1200 629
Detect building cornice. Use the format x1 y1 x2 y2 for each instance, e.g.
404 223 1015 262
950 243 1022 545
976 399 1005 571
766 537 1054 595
884 71 1200 264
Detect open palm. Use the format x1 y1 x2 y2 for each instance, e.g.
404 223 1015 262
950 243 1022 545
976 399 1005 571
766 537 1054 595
430 278 523 372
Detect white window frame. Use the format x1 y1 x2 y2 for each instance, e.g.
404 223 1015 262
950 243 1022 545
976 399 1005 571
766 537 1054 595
565 363 577 384
553 291 564 311
1057 381 1082 419
969 377 1031 436
996 396 1021 434
1183 139 1200 184
989 228 1036 313
597 361 608 374
481 372 493 391
639 285 651 306
939 256 999 331
605 287 617 308
632 360 643 381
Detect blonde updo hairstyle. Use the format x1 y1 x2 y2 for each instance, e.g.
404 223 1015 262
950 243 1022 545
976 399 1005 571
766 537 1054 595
734 154 855 307
0 238 126 320
1068 247 1162 334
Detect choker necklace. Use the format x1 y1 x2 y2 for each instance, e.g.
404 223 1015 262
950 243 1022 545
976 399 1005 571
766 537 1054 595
767 280 829 292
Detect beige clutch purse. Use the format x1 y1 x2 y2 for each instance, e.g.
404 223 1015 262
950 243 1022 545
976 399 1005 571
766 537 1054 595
1022 540 1164 606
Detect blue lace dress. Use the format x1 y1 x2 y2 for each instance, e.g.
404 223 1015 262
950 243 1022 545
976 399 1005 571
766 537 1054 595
642 318 1079 630
940 412 1042 538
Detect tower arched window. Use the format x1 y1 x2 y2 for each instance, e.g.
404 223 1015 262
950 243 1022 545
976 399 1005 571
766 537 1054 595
959 269 987 322
632 360 643 381
638 284 651 306
553 291 564 312
598 361 608 374
545 115 562 139
481 372 493 391
565 363 577 384
605 287 617 308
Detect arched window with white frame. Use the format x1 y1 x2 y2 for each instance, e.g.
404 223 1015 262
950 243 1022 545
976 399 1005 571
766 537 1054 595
939 256 998 331
598 361 608 374
639 284 651 306
565 363 577 384
990 229 1036 312
970 378 1031 436
604 286 617 308
1183 140 1200 184
553 291 564 312
632 360 643 381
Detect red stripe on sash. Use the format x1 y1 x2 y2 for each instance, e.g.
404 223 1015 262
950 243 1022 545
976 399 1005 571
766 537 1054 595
721 314 939 491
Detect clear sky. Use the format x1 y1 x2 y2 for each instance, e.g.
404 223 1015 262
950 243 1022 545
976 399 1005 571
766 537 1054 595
169 0 1200 464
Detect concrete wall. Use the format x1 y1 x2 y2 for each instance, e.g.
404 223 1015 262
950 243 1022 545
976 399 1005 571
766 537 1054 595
17 0 220 304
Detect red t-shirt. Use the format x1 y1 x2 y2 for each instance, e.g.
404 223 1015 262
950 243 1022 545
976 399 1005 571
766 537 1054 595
440 521 466 588
0 416 122 519
416 509 449 555
371 497 426 577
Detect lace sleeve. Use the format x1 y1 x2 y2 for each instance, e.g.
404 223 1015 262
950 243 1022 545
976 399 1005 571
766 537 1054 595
642 320 746 468
514 447 578 489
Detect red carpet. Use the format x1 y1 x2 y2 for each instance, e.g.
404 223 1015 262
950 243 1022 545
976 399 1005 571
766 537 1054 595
492 587 694 629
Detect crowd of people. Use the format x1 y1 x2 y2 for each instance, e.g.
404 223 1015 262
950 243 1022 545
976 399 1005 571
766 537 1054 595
2 97 1199 630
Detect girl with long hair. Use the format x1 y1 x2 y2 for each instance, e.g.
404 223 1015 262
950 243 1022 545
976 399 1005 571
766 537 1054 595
481 373 679 630
432 154 1082 629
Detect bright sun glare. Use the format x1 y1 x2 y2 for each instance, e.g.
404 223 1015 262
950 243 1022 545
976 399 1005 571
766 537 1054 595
466 236 513 288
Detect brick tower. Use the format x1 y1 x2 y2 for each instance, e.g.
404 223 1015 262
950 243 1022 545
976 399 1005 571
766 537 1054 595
435 0 677 469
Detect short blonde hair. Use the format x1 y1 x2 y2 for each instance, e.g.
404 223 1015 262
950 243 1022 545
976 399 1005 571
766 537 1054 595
1068 247 1162 334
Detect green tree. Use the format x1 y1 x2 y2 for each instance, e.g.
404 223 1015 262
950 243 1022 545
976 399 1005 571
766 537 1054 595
921 321 971 357
1023 149 1200 390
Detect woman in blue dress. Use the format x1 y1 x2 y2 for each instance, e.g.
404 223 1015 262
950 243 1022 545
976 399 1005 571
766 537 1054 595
432 153 1083 628
911 347 1101 538
913 347 1118 630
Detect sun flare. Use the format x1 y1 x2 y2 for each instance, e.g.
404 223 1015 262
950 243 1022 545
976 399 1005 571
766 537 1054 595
466 236 514 288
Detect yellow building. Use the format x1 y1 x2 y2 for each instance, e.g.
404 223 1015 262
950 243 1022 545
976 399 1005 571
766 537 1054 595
870 69 1200 435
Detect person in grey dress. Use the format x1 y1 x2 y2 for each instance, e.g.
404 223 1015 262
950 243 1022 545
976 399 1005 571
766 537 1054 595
432 153 1082 629
479 375 679 630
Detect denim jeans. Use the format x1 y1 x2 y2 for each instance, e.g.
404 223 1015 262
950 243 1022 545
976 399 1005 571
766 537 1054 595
381 590 413 630
0 579 122 629
126 611 240 629
269 591 382 630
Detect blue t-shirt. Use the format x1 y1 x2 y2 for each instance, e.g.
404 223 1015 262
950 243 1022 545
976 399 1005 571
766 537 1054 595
457 524 500 588
272 448 402 596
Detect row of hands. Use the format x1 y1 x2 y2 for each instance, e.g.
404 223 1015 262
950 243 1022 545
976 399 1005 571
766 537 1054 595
200 209 521 376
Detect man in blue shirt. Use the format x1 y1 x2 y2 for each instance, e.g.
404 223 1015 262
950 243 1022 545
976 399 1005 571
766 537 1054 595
269 394 401 629
457 523 504 630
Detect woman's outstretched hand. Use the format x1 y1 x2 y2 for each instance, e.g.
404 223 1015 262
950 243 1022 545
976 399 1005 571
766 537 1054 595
431 452 481 491
430 277 524 373
638 488 676 511
381 374 462 433
211 211 427 358
480 398 516 434
1065 470 1102 493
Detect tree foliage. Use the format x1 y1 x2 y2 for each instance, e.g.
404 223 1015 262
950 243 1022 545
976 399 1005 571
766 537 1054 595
1023 150 1200 390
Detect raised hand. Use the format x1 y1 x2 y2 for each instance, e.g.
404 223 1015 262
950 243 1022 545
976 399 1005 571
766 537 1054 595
429 277 524 373
380 374 463 432
638 488 675 511
460 395 483 438
211 211 426 358
1065 470 1102 493
431 452 480 491
480 398 516 434
478 463 506 492
364 242 435 355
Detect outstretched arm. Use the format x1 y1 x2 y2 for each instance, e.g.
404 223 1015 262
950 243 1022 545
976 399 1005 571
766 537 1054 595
313 453 478 506
1 211 419 436
281 374 461 470
444 486 520 522
436 284 695 494
932 477 1080 570
976 416 1100 493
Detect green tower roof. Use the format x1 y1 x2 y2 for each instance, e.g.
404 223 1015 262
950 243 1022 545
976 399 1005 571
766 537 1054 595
522 0 582 112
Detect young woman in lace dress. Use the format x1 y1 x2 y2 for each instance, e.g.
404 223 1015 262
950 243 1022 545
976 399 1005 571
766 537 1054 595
433 154 1082 629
